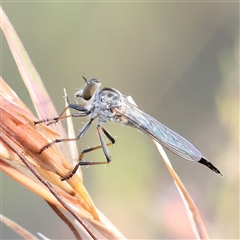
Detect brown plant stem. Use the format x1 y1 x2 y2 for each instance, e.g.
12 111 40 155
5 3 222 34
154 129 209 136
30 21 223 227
0 133 98 240
46 201 83 240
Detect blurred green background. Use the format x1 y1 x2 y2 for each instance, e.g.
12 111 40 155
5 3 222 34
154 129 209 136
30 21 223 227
1 2 239 239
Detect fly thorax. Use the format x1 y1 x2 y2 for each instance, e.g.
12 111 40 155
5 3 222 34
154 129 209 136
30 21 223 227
92 87 123 123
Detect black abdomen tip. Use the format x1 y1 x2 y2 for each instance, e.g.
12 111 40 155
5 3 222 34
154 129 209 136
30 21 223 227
198 158 223 176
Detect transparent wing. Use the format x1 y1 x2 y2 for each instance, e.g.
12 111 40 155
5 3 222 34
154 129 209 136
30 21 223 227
116 97 203 162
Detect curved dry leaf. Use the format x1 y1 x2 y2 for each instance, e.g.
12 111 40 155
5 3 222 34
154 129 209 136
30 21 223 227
154 141 209 240
0 214 39 240
0 6 70 160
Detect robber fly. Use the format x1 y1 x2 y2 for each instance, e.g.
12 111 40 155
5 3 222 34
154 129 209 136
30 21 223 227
35 77 222 180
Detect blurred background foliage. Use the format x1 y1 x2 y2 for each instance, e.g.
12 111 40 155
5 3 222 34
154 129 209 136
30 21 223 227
1 2 239 239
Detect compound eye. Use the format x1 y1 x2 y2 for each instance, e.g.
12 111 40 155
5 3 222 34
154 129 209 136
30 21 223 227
81 82 98 100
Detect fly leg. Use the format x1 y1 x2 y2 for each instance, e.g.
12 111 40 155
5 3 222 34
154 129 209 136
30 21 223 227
38 118 94 154
61 142 113 181
97 125 114 163
61 126 116 181
34 103 90 126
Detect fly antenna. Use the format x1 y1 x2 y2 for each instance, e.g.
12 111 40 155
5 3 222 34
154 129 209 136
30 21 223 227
82 75 87 83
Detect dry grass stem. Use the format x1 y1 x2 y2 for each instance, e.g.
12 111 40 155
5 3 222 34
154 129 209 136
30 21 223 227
0 214 39 240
